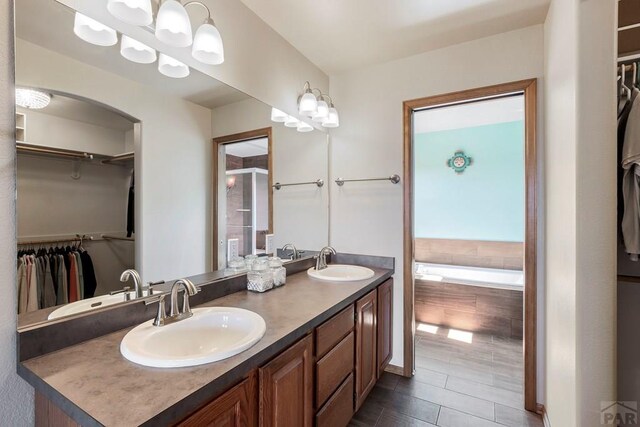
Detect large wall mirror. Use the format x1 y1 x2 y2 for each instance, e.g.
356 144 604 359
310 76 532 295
16 0 329 327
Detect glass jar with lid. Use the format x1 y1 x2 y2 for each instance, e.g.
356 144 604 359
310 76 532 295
244 254 258 270
268 257 286 287
226 256 247 274
247 258 274 292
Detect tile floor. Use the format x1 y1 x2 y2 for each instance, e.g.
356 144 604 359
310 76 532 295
349 325 543 427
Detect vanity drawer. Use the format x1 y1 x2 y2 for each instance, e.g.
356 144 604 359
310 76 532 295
316 373 354 427
316 330 355 407
315 304 354 358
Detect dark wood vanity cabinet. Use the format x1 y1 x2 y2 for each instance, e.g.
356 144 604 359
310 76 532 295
259 334 314 427
354 289 378 411
178 372 258 427
377 279 393 377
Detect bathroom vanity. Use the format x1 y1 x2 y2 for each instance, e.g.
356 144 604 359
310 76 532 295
19 255 394 426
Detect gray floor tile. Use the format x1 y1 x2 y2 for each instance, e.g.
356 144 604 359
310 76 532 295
349 398 384 426
436 407 504 427
368 385 440 424
377 408 438 427
445 376 523 409
377 371 401 390
494 404 544 427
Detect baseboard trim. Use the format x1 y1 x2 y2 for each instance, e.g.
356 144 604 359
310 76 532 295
384 364 404 376
537 404 551 427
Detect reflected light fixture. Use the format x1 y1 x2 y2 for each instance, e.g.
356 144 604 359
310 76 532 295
271 108 288 123
189 1 224 65
120 35 157 64
16 88 51 110
158 53 190 78
322 100 340 128
311 96 329 123
107 0 153 26
284 116 299 128
155 0 193 47
73 12 118 47
296 121 313 133
298 81 318 116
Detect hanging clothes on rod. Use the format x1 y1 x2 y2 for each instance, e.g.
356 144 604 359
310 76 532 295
16 239 98 314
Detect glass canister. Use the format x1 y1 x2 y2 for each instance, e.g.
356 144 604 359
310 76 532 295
247 259 274 292
226 256 247 274
244 254 258 270
269 257 286 287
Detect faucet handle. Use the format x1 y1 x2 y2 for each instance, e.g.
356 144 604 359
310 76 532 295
109 286 131 301
145 294 167 327
145 280 165 296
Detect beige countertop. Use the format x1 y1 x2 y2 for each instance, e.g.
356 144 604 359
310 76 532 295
19 267 392 426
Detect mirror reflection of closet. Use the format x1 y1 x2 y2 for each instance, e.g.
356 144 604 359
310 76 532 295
16 91 137 318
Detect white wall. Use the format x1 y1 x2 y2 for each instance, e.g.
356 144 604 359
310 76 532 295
329 25 545 396
0 1 34 424
211 98 329 265
16 39 212 282
544 0 617 425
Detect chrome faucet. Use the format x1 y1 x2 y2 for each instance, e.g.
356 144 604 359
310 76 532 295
120 269 143 298
145 278 199 327
315 246 336 271
281 243 299 260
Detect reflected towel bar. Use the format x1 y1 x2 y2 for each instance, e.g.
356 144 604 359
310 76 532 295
273 179 324 190
335 174 401 186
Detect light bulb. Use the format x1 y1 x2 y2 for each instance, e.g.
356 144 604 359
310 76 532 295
107 0 153 26
120 36 157 64
155 0 193 47
158 54 190 78
312 99 329 122
322 107 340 128
192 22 224 65
298 91 317 116
73 12 118 47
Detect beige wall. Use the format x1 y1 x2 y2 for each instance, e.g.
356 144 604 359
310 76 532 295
329 25 545 398
543 0 617 424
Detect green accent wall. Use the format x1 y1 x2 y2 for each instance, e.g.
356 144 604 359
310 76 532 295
414 120 524 242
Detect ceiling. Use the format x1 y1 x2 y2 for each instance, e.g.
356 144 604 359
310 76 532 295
414 95 524 134
15 0 251 109
239 0 551 74
225 138 269 158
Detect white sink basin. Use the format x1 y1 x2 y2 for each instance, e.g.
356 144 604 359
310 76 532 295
307 264 375 282
120 307 266 368
48 292 136 320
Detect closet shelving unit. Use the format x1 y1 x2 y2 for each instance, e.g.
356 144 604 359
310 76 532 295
16 142 133 166
15 112 25 142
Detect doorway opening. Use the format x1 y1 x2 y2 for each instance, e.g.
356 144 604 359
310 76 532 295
403 80 538 412
212 128 273 270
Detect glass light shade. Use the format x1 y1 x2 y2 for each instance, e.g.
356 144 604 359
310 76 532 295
155 0 193 47
192 23 224 65
284 116 299 128
271 108 288 122
73 12 118 47
298 91 317 116
121 36 157 64
322 107 340 128
107 0 153 26
16 88 51 110
311 100 329 122
158 54 190 78
296 121 313 133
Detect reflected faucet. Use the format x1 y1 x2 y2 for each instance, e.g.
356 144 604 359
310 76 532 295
315 246 336 271
120 269 143 299
281 243 299 260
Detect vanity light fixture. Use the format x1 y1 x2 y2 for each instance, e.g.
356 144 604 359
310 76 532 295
189 2 225 65
107 0 154 26
158 53 190 78
270 108 288 123
296 121 313 133
284 116 299 128
15 88 51 110
155 0 193 47
322 101 340 128
73 12 118 47
120 35 157 64
311 96 329 123
298 82 318 116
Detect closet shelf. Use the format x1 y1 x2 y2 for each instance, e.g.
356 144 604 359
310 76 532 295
101 152 134 165
16 143 134 165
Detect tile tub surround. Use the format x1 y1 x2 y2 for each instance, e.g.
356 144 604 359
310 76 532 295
415 279 523 339
18 264 393 426
415 238 524 270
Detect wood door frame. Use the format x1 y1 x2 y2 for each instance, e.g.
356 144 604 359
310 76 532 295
212 127 273 269
402 79 538 411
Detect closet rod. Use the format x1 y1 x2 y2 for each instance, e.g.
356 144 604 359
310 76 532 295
101 234 135 242
17 234 95 246
17 143 94 160
618 52 640 63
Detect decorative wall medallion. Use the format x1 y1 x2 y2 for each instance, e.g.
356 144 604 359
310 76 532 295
447 150 473 174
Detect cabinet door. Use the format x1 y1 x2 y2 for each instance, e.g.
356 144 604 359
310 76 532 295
355 289 377 411
377 279 393 377
178 371 257 427
259 334 313 427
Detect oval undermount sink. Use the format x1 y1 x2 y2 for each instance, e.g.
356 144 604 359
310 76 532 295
120 307 266 368
307 264 375 282
48 292 136 320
